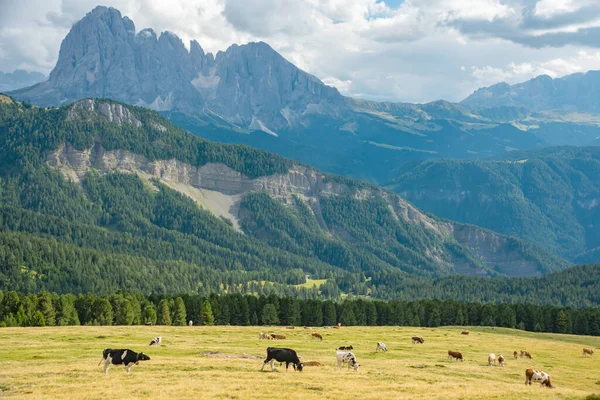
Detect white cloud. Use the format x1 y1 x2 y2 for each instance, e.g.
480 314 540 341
1 0 600 102
470 49 600 87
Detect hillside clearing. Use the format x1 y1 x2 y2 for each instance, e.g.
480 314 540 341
0 326 598 399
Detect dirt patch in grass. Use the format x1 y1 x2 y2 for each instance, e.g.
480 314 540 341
203 352 261 359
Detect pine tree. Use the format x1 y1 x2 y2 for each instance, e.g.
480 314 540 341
37 292 56 326
428 307 441 327
172 297 187 326
339 303 357 326
456 308 466 326
142 302 157 325
261 304 279 325
93 298 113 325
201 300 215 326
573 312 589 335
555 311 568 333
322 301 337 326
157 299 172 326
31 311 46 327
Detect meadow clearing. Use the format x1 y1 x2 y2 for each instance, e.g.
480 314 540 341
0 325 599 399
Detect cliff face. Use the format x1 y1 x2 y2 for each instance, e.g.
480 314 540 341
11 6 344 134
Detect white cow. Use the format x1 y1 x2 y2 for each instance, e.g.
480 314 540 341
336 351 359 372
525 369 552 387
149 336 162 346
488 353 496 366
376 342 387 352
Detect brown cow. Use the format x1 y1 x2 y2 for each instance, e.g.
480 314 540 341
303 326 310 329
271 334 286 340
332 325 340 329
311 332 323 341
286 326 295 330
303 361 324 366
448 350 464 362
520 350 532 359
412 336 425 344
497 354 505 366
461 330 469 335
583 348 595 357
525 368 552 387
513 351 518 360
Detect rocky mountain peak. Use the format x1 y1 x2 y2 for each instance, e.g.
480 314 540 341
10 7 344 135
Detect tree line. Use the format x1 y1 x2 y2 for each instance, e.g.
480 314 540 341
1 291 599 337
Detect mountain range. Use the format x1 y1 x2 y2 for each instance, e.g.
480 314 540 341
0 70 45 92
4 5 600 298
11 6 600 186
0 95 568 297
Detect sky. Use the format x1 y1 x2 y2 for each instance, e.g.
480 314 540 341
1 0 600 102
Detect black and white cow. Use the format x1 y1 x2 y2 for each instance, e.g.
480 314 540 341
336 351 360 372
149 336 162 346
261 347 304 372
99 348 151 374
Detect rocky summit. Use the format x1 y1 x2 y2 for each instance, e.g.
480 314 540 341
11 6 344 135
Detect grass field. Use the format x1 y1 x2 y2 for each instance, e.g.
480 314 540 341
0 326 599 399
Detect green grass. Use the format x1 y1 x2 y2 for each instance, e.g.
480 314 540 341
0 326 599 399
293 279 327 289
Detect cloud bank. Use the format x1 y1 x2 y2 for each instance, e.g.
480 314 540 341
1 0 600 102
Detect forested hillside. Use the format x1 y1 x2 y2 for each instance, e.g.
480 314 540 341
0 95 572 300
387 147 600 262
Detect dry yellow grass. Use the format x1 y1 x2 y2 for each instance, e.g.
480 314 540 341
0 325 599 399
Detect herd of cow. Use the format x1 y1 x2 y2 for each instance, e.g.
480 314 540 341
98 330 596 390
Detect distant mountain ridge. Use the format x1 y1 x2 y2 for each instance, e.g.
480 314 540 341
461 71 600 113
0 70 45 92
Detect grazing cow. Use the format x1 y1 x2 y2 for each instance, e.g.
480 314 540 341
311 332 323 341
144 321 152 326
261 347 303 372
303 361 324 367
514 351 518 360
461 330 469 335
497 354 505 366
332 325 340 329
583 348 595 357
336 351 359 372
520 350 532 359
270 334 286 340
525 369 552 388
149 336 162 346
412 336 425 344
99 348 150 374
259 332 272 340
337 345 353 351
448 350 464 362
376 342 387 352
286 326 295 330
488 353 496 366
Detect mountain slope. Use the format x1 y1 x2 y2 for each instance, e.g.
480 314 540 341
387 146 600 261
0 95 567 296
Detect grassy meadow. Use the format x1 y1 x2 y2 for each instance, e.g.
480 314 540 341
0 325 599 399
